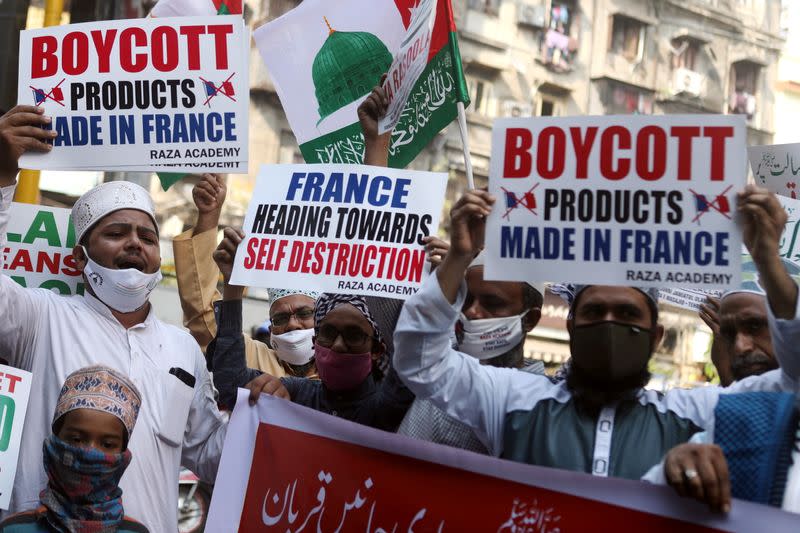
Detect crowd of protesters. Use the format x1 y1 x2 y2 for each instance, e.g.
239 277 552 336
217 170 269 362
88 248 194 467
0 77 798 532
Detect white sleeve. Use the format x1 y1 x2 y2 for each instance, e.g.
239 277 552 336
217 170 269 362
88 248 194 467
0 184 44 369
180 342 228 483
641 431 711 484
768 290 800 380
393 273 551 456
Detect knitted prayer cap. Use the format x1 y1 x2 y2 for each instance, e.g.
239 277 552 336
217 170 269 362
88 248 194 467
72 181 158 244
268 289 320 310
314 293 385 350
53 365 142 445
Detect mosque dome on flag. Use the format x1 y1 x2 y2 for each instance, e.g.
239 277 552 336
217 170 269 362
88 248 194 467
312 17 392 123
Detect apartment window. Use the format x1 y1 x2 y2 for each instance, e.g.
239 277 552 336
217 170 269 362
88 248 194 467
468 78 494 116
536 96 561 117
609 15 645 61
469 0 501 16
549 2 574 36
671 38 699 71
599 79 653 115
542 1 579 71
729 61 760 119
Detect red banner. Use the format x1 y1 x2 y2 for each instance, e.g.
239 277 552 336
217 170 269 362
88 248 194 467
207 392 799 532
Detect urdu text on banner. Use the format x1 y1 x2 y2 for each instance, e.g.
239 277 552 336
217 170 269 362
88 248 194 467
17 15 249 173
486 115 747 290
206 391 798 532
230 164 447 299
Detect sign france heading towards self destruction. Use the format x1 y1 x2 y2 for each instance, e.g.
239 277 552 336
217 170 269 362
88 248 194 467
485 115 746 290
230 164 447 299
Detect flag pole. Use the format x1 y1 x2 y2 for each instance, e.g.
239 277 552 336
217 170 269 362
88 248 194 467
456 101 474 190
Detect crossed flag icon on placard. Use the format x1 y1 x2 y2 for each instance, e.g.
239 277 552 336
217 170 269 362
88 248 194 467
30 78 65 107
691 185 733 224
201 73 236 107
501 184 539 220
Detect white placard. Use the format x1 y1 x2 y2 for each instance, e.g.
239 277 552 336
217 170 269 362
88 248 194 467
486 115 747 290
231 164 447 299
0 366 33 510
17 16 249 172
2 203 83 297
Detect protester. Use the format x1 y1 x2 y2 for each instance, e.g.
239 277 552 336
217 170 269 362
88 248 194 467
393 185 800 480
700 291 780 386
210 228 414 430
0 366 147 532
0 106 227 533
174 174 319 378
398 251 545 453
643 390 799 515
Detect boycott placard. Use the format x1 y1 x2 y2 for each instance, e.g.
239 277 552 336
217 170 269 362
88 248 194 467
17 15 249 172
485 115 747 290
2 203 83 296
748 143 800 199
0 366 32 510
207 390 798 532
230 164 447 298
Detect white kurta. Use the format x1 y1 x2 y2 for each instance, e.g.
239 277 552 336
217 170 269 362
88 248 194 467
0 184 227 532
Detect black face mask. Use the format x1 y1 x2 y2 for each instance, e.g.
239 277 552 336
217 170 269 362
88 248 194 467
570 321 654 381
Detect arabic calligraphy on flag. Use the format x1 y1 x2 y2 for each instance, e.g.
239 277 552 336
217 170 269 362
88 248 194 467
254 0 469 169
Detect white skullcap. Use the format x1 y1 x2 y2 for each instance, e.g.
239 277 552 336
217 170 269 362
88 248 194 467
267 289 320 310
721 289 766 299
72 181 158 244
468 251 545 299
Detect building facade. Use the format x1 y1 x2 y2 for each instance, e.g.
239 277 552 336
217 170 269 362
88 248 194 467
774 0 800 145
24 0 785 386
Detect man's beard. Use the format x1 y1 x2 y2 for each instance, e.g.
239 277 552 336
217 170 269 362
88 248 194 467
565 362 651 414
481 340 525 369
731 351 779 382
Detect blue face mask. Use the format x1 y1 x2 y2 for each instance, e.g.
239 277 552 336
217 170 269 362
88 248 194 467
40 434 132 531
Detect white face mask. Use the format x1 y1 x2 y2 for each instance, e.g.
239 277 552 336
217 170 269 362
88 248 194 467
457 312 527 360
270 328 315 366
82 248 162 313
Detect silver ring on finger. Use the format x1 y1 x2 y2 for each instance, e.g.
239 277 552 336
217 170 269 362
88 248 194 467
683 468 699 480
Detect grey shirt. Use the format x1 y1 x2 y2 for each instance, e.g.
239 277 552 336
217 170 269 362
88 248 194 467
397 360 545 454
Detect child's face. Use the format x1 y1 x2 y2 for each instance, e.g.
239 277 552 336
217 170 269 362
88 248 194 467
56 409 126 453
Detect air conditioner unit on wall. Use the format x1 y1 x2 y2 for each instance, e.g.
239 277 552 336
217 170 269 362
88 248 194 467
517 3 546 28
502 100 534 117
672 67 705 97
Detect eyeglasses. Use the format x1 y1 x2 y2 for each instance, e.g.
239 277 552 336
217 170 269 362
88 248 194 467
270 307 315 327
315 324 375 350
